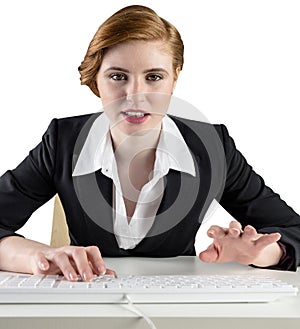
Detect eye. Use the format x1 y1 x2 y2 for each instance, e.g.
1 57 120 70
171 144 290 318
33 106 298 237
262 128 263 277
109 73 127 81
146 74 163 81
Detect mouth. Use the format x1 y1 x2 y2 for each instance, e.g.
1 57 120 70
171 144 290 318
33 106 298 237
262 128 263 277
122 110 149 117
121 110 150 124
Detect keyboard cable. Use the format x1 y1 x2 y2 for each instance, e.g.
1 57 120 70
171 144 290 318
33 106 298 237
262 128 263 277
123 294 157 329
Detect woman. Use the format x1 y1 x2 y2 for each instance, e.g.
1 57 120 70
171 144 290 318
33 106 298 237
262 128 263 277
0 5 299 281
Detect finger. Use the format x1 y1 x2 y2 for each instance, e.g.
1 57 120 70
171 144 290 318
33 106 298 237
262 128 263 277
228 221 242 237
34 252 50 272
207 225 227 239
254 233 281 249
105 268 118 277
198 244 219 263
241 225 257 240
229 220 242 231
71 247 94 281
85 246 106 275
48 251 78 281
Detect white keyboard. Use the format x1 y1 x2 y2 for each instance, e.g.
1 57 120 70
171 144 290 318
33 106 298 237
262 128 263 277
0 273 298 304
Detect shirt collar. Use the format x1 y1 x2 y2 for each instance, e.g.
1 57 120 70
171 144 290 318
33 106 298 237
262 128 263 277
72 113 195 177
155 116 196 177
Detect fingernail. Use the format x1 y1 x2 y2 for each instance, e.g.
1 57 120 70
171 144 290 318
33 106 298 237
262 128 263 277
83 271 93 281
69 273 77 281
38 261 47 271
98 266 106 275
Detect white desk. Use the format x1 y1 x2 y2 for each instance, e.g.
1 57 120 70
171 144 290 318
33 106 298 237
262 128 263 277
0 256 299 329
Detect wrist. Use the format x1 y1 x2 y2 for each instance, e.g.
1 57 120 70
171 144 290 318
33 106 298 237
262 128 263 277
0 236 52 274
251 241 283 268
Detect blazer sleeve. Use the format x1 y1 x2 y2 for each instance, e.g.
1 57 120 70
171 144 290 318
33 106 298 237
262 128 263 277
0 119 58 240
219 124 300 270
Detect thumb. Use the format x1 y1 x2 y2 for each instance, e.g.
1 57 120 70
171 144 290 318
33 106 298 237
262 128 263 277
35 252 50 272
198 244 218 263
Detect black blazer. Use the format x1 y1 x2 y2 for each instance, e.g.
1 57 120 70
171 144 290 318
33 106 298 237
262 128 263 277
0 113 299 270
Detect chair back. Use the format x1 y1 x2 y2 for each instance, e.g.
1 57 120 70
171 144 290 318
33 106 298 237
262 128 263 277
50 195 70 247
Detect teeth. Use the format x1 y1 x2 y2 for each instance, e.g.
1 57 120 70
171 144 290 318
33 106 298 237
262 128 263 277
124 111 145 117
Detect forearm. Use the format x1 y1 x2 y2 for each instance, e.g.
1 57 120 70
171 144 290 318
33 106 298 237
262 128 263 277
0 236 52 274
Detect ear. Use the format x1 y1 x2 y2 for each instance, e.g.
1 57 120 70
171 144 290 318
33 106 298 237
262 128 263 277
172 67 181 92
175 67 181 78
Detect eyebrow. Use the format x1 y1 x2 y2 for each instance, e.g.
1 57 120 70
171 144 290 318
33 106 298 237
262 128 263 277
104 66 169 74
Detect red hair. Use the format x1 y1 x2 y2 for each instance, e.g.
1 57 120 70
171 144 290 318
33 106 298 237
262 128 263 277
78 5 184 97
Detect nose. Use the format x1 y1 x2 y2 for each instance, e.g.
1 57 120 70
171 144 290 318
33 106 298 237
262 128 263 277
125 78 146 103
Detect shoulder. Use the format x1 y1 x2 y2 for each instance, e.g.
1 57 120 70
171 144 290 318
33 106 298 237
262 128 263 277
54 112 100 133
169 115 229 145
44 112 101 141
39 112 102 154
168 115 235 167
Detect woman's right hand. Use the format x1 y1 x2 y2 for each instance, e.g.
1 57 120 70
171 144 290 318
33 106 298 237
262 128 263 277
30 245 116 281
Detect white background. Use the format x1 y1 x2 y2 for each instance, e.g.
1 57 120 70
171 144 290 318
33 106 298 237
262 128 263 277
0 0 299 245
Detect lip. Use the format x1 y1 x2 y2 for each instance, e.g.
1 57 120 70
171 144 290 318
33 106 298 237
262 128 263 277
121 109 150 124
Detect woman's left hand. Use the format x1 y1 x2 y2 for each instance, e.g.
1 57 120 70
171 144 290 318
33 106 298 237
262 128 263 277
198 220 283 267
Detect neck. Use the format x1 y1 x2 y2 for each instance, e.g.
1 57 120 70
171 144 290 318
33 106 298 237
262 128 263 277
110 125 162 164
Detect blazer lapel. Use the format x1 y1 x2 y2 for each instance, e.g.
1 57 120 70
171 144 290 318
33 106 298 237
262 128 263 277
73 170 114 234
145 155 203 238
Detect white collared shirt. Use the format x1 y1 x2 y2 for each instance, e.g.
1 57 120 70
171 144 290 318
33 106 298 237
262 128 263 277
73 113 195 249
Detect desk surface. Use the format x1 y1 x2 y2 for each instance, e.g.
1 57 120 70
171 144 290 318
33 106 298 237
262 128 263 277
1 256 300 329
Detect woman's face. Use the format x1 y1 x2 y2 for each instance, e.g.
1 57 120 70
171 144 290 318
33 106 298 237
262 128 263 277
96 40 179 137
